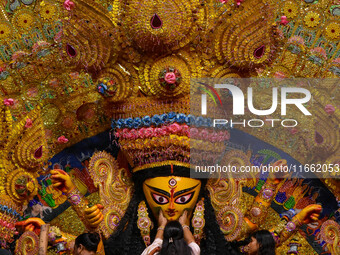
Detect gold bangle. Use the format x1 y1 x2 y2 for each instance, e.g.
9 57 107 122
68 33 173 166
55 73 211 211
292 216 303 227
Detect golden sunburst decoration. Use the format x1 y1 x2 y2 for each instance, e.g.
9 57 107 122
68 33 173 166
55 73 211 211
39 1 59 21
12 9 36 32
0 21 12 39
282 1 299 19
304 11 321 28
325 22 340 41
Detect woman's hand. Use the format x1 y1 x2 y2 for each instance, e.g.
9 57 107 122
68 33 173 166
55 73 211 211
158 210 167 227
149 247 160 255
50 169 75 194
178 210 189 226
179 211 196 244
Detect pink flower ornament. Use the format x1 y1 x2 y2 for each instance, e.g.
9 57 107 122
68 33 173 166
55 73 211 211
145 127 154 138
280 16 289 25
63 0 75 10
164 72 177 84
57 136 69 144
235 0 244 6
168 123 181 133
4 98 14 106
25 118 33 128
190 128 199 138
289 128 299 135
324 104 335 115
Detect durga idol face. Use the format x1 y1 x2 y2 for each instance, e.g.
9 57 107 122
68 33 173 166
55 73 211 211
143 176 201 221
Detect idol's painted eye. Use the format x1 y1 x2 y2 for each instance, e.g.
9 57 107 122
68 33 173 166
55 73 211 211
152 193 169 205
175 192 194 204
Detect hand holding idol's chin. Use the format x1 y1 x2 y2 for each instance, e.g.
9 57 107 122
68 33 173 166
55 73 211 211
158 210 167 227
178 210 189 226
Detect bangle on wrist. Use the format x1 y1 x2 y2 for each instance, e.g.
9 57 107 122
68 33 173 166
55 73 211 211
294 216 302 226
182 224 190 230
157 226 164 231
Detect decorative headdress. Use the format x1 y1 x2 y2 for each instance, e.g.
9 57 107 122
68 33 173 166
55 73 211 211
0 104 48 246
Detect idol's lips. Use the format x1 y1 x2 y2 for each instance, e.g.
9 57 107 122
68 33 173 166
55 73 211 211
165 210 177 217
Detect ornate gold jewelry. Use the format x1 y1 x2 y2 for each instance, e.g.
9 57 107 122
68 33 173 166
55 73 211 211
137 201 152 247
15 231 39 255
88 151 133 238
191 198 205 245
66 187 91 230
0 105 48 244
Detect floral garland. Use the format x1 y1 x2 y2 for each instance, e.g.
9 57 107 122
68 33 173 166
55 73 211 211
0 204 21 220
115 124 230 142
111 112 230 129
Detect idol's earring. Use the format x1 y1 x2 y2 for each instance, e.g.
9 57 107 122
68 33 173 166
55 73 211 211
137 200 152 247
191 198 205 245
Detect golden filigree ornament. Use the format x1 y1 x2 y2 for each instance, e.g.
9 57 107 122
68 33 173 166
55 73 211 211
39 1 59 21
0 104 48 214
0 21 13 39
214 0 277 68
217 205 244 241
325 22 340 41
60 0 120 71
191 198 205 245
304 11 321 28
137 200 152 247
5 169 38 204
207 176 243 210
15 231 39 255
97 62 134 101
12 9 36 32
4 106 49 170
122 0 200 53
0 106 12 151
139 51 200 98
282 1 299 19
320 220 340 255
88 151 133 238
206 150 252 210
206 149 253 241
